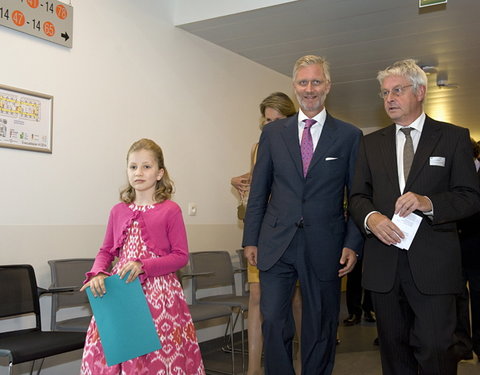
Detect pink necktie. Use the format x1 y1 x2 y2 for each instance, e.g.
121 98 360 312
301 119 316 177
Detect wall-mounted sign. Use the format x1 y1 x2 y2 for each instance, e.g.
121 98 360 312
0 84 53 153
0 0 73 48
419 0 447 8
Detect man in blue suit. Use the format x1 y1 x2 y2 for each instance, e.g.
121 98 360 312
242 55 363 375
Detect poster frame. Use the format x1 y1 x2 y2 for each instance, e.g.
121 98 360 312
0 84 54 153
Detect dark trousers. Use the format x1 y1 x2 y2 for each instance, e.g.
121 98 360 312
456 268 480 356
345 256 373 317
372 250 458 375
260 228 340 375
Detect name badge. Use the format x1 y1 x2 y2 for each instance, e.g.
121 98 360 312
430 156 445 167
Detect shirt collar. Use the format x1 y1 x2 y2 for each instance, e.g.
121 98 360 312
395 112 426 134
298 108 327 127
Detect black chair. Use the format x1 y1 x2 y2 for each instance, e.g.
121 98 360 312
48 258 95 332
177 267 235 375
189 251 249 374
0 264 86 375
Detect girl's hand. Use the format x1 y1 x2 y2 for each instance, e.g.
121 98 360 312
118 261 144 283
80 273 108 297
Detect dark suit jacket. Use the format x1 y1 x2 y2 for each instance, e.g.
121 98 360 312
350 116 480 294
457 169 480 269
242 112 363 281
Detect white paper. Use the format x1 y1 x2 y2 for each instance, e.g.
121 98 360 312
391 212 422 250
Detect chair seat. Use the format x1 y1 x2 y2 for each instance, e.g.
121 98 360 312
188 304 232 323
0 329 85 364
55 316 92 332
197 295 249 310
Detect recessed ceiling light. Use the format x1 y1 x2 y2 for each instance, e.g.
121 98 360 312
420 65 438 74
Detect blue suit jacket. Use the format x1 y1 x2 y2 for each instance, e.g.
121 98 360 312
242 112 363 281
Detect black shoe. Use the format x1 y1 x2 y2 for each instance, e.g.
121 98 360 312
364 311 376 323
373 337 379 346
343 314 361 326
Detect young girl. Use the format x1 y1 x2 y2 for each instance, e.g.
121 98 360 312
80 138 205 375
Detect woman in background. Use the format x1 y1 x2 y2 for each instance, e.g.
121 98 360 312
231 92 301 375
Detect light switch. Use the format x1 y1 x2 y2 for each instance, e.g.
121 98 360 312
188 202 197 216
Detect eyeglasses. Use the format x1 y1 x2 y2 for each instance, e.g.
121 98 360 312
379 85 413 99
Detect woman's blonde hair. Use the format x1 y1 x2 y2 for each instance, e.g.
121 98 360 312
120 138 174 203
259 92 296 118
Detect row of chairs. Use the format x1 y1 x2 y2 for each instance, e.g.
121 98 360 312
0 250 248 375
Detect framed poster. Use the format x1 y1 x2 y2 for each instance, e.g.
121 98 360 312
0 84 53 153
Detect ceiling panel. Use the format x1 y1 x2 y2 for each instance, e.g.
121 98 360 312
177 0 480 137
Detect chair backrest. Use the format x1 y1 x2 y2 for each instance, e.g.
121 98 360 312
235 248 249 296
189 251 236 302
176 264 190 288
236 249 246 269
48 258 94 307
48 258 94 331
0 264 41 330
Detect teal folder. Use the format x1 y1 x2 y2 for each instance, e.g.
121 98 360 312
86 273 162 366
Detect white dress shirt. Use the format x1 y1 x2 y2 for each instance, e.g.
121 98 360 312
297 108 326 149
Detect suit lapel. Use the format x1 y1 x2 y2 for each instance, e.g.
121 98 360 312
380 125 401 195
404 116 441 190
307 113 337 174
281 115 304 178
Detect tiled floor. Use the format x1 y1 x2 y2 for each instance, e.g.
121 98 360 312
199 292 480 374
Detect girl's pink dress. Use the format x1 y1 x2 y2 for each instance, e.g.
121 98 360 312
80 204 205 375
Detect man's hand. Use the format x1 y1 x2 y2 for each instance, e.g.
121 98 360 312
244 246 258 266
395 192 432 217
395 191 433 217
338 248 357 277
367 212 404 246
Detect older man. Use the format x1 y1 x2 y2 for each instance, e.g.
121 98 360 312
243 55 363 375
350 59 480 374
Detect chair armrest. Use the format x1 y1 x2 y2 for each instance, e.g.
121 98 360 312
179 272 213 280
38 287 50 296
49 286 80 292
39 286 80 296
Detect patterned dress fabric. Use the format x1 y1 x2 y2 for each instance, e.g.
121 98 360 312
80 204 205 375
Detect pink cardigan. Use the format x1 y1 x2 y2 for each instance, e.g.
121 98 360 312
86 200 189 283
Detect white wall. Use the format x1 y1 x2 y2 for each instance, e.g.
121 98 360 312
0 0 293 373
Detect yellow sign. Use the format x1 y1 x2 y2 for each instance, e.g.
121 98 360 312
419 0 447 7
